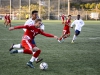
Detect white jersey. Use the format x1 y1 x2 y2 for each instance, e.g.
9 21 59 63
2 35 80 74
71 19 84 31
23 18 45 31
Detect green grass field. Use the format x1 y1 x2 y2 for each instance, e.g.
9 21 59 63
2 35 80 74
0 20 100 75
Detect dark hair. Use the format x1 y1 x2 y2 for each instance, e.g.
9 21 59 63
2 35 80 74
35 18 42 23
32 10 38 14
68 15 71 17
77 15 80 20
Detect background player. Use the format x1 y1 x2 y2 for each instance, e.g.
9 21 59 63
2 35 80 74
71 15 84 43
9 19 58 68
60 14 66 24
6 13 11 27
4 13 7 27
58 15 71 43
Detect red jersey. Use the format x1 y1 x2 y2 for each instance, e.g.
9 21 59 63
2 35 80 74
14 25 54 42
7 15 10 20
4 15 7 20
64 19 71 29
61 14 65 20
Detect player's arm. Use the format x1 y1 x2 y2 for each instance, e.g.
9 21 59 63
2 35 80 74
80 20 85 27
71 20 75 28
40 30 58 39
9 25 32 31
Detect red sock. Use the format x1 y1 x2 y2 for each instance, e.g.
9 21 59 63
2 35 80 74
59 37 62 40
64 36 67 39
33 50 41 58
23 49 32 54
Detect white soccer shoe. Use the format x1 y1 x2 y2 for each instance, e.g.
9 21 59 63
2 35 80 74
71 40 74 43
58 38 64 43
58 40 61 43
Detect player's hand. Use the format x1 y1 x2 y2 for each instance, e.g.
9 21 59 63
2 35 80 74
54 36 59 40
9 27 14 31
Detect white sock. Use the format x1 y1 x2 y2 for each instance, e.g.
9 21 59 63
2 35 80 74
35 57 38 61
13 44 21 48
73 35 77 41
18 49 24 53
30 56 35 62
32 52 38 61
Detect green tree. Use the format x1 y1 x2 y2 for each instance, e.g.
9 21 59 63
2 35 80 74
90 3 96 9
97 3 100 9
84 3 91 9
80 4 85 9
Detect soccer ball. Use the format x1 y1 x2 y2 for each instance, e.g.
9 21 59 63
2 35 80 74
39 62 48 70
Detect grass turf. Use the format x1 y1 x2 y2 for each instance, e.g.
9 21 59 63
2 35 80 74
0 20 100 75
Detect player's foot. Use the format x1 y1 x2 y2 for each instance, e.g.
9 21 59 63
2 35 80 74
27 61 34 68
36 58 43 63
58 38 64 43
9 44 14 51
71 40 74 43
61 38 64 42
58 40 61 43
10 50 18 54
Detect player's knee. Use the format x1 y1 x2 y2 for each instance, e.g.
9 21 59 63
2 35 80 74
33 47 40 52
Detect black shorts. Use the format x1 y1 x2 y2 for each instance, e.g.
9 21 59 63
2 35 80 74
75 30 80 35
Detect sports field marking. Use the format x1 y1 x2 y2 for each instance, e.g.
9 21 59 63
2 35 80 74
89 38 97 39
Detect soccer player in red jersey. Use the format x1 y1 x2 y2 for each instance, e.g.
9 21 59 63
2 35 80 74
58 15 71 43
4 13 7 27
60 14 66 24
6 14 11 27
9 19 58 68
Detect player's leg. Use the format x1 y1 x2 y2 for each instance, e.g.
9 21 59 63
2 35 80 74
9 20 11 27
62 18 64 24
31 39 42 63
58 30 66 43
27 47 42 68
4 20 7 27
5 20 9 27
4 19 6 25
63 29 70 39
9 44 22 51
7 20 11 27
71 30 80 43
10 40 33 54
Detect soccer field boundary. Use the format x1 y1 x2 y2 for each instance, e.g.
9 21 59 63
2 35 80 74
0 37 100 40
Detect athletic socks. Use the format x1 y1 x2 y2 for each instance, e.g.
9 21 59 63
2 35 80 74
13 44 21 48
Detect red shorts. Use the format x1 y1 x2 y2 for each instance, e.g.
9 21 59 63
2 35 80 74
7 20 11 23
63 25 70 35
21 40 36 50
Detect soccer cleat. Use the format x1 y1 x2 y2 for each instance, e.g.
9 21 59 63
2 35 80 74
27 61 34 68
71 40 74 43
10 50 18 54
9 44 14 51
58 40 61 43
36 58 43 63
61 38 64 42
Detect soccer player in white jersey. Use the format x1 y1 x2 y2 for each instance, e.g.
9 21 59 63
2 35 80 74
9 10 44 63
71 15 84 43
